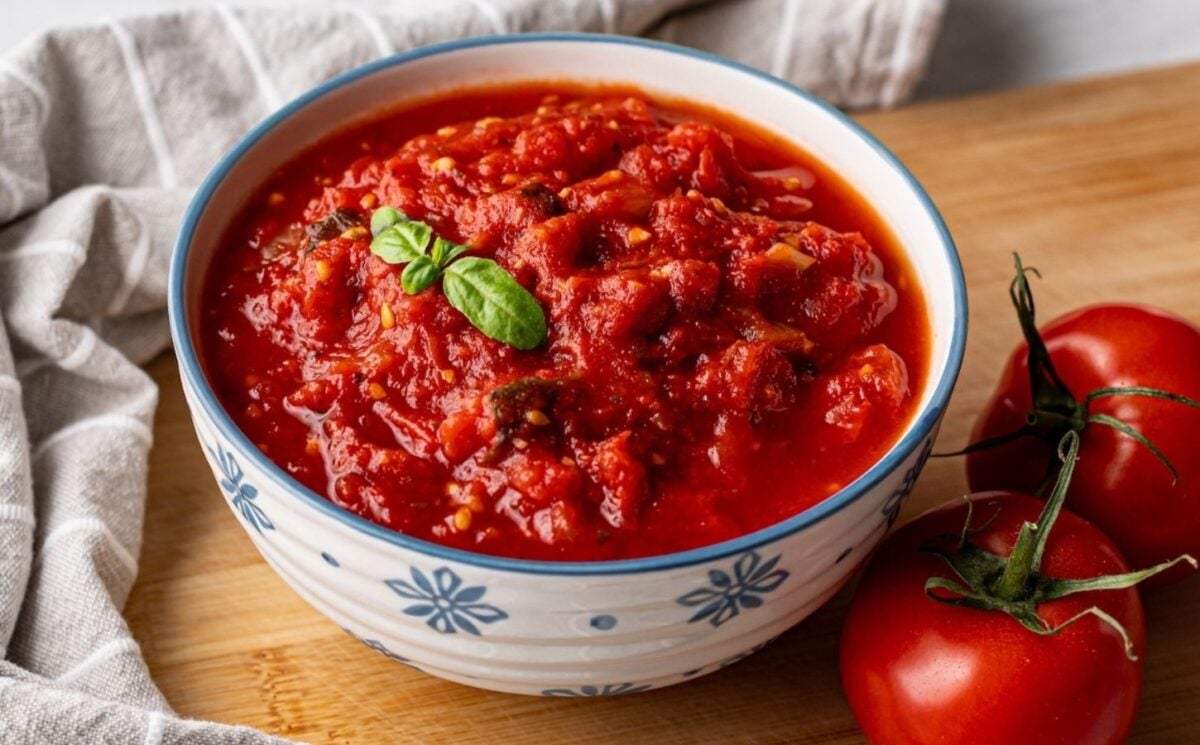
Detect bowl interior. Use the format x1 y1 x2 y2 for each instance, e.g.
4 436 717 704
172 34 964 569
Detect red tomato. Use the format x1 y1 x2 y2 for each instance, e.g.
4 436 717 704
967 304 1200 581
840 492 1144 745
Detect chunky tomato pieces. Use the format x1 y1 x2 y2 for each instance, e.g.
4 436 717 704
203 86 928 560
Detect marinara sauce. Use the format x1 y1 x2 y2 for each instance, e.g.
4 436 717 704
201 84 929 561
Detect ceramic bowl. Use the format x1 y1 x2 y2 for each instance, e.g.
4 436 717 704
168 33 966 696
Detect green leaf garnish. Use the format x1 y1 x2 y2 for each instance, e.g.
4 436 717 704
365 206 547 349
443 257 547 350
370 205 406 237
431 236 471 268
401 255 441 295
370 220 432 264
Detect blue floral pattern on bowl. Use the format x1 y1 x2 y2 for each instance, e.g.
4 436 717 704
207 440 273 534
677 550 789 627
386 566 508 635
678 634 784 680
342 628 419 669
717 635 781 669
543 682 653 697
881 437 934 528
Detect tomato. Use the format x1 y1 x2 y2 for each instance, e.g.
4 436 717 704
840 491 1145 745
967 302 1200 582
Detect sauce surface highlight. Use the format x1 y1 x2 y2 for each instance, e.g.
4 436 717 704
201 84 929 561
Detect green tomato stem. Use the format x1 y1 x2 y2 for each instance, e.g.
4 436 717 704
993 431 1080 601
948 253 1192 485
922 430 1192 660
1009 254 1078 415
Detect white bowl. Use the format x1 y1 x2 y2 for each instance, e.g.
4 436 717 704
168 33 966 696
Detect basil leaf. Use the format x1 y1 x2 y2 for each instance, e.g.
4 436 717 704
370 205 407 237
431 237 471 268
430 236 448 266
401 255 441 295
442 257 547 350
371 220 432 264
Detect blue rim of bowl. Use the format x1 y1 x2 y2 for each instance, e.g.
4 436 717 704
168 32 967 576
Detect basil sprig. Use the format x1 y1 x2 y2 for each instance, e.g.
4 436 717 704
400 255 440 294
443 257 548 351
371 217 431 264
368 206 547 350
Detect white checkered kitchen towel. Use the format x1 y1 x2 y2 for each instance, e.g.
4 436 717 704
0 1 945 742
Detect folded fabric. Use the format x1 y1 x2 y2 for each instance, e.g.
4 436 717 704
0 1 945 742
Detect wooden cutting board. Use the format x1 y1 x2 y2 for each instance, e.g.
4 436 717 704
125 62 1200 743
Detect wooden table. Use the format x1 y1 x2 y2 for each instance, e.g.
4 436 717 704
125 62 1200 743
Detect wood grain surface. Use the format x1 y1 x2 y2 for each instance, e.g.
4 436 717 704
124 62 1200 743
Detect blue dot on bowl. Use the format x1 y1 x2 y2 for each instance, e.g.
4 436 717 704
589 614 617 631
321 551 340 567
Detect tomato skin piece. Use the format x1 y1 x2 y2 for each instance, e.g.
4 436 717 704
840 492 1144 745
966 304 1200 582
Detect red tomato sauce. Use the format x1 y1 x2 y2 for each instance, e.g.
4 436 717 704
201 84 929 561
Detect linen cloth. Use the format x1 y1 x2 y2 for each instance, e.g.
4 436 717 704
0 1 945 742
